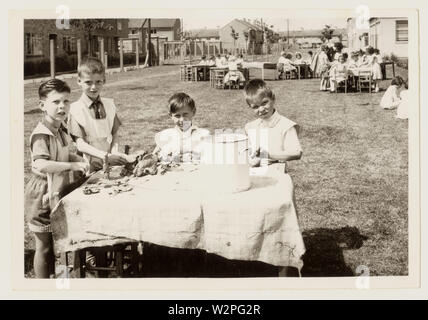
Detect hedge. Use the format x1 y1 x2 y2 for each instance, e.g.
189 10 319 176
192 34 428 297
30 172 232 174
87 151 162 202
24 52 148 78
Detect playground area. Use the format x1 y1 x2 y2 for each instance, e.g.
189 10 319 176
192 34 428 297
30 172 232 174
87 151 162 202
23 61 409 277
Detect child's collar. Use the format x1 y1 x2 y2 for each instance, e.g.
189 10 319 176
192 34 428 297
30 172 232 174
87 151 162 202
260 110 281 128
81 93 101 105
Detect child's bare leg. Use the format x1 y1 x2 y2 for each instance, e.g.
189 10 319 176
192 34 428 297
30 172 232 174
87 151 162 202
34 232 55 278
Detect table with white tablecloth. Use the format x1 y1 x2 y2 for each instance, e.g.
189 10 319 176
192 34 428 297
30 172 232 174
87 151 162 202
51 163 305 270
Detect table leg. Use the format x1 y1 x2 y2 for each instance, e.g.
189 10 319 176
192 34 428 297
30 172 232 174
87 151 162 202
73 249 85 278
278 266 300 277
392 63 395 78
115 246 124 277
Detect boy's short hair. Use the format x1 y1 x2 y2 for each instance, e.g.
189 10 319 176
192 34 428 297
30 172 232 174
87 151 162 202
342 52 348 60
78 57 105 77
285 53 293 59
366 46 375 55
308 50 313 55
295 52 302 58
168 92 196 114
391 76 404 87
244 79 275 104
38 78 71 99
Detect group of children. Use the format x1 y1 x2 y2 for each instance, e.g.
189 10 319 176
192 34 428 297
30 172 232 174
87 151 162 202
316 45 383 93
380 76 409 119
197 52 246 85
26 57 303 278
277 51 314 78
198 52 245 68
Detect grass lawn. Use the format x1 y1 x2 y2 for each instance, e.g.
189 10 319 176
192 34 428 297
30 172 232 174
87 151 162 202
23 62 408 277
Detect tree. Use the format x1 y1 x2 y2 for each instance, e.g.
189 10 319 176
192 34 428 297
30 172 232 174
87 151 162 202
230 27 239 53
70 19 114 57
321 24 334 43
243 30 249 53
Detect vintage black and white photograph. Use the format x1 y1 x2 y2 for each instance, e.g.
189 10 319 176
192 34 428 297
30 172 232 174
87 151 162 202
13 2 420 288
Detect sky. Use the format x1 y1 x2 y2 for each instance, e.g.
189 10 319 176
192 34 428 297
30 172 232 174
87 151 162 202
182 17 348 32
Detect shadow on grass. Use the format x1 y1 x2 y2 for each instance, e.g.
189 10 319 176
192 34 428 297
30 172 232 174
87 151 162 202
301 226 368 277
140 243 283 278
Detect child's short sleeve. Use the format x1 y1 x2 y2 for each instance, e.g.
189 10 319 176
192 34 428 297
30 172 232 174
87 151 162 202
283 126 302 154
30 134 51 161
67 114 86 141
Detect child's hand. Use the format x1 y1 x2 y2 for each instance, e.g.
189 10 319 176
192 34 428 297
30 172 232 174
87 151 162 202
249 147 260 159
249 156 261 167
107 154 128 166
71 162 90 174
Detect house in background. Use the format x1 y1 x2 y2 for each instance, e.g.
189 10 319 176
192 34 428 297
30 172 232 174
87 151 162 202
279 28 346 49
369 17 408 58
140 18 181 41
24 19 129 63
187 28 220 42
347 17 369 52
219 19 265 54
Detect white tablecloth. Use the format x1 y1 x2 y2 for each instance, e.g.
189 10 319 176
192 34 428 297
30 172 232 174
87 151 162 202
51 164 305 269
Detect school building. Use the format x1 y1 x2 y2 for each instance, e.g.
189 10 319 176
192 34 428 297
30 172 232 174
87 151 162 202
128 18 181 42
24 19 129 63
187 29 220 42
279 28 346 49
369 17 408 58
219 19 266 54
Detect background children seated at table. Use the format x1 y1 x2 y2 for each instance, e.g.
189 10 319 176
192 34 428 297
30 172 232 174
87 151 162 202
305 51 314 65
224 55 246 85
277 51 297 78
198 55 208 65
208 55 216 66
348 52 359 68
294 52 304 64
380 76 404 109
235 54 244 66
215 54 222 67
396 80 409 119
329 54 348 92
357 50 366 67
153 92 210 164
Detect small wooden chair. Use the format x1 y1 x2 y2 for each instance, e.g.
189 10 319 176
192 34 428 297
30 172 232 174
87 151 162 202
334 70 348 93
62 242 142 278
213 69 227 89
358 70 373 93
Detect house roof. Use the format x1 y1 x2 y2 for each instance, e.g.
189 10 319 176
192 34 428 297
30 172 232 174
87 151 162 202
278 28 346 38
369 17 408 22
187 29 219 39
128 18 179 29
223 19 273 32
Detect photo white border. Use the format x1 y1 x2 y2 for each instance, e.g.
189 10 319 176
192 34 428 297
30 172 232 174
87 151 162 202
4 0 426 298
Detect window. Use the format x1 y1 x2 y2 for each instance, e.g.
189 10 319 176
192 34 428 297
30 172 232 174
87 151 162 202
396 20 408 42
24 33 43 56
117 21 122 31
62 36 77 54
150 29 157 34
